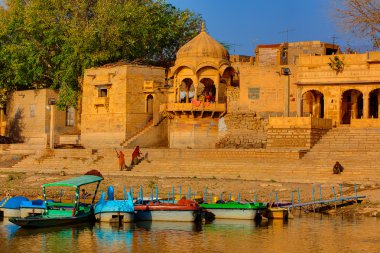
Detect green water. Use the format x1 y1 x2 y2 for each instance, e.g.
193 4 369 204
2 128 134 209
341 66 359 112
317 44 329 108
0 215 379 253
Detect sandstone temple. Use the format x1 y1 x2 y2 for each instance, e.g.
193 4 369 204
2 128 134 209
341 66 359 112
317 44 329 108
1 23 380 183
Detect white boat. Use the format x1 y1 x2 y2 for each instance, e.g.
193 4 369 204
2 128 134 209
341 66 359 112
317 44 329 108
94 186 134 223
0 196 29 218
203 208 259 220
200 202 267 220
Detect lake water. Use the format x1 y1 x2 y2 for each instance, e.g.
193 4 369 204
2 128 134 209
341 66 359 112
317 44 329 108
0 215 379 253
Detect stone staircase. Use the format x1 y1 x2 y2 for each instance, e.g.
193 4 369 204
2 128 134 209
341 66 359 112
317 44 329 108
296 126 380 180
120 120 154 147
4 126 380 184
0 143 43 155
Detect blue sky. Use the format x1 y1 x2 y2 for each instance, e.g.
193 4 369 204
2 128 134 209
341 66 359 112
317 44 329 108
167 0 372 55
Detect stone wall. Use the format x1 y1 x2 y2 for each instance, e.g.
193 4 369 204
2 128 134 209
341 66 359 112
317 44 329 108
266 128 329 149
6 89 75 146
215 112 268 149
81 64 165 148
266 117 332 150
127 119 168 148
168 117 220 149
226 86 240 112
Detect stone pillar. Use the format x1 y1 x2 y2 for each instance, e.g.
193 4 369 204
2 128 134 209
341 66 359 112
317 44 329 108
338 94 342 125
176 78 181 103
284 75 290 116
194 84 198 101
296 86 302 116
49 105 55 149
0 107 3 136
315 94 321 118
215 75 220 103
363 92 369 119
377 93 380 118
194 77 199 101
351 94 357 119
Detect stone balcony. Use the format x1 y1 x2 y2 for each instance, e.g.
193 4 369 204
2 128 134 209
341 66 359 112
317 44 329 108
160 101 226 118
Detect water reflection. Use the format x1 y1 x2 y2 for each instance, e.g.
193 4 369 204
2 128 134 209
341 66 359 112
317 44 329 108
1 215 379 253
135 220 202 232
93 223 134 252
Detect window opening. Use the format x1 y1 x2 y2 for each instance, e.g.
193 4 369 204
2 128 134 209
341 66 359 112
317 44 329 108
66 107 75 126
248 88 260 100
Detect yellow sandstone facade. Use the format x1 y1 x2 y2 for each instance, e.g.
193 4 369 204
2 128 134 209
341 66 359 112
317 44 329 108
4 89 76 146
81 63 167 148
2 24 380 150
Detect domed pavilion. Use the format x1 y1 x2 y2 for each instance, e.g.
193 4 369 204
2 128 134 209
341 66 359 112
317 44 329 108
165 22 236 118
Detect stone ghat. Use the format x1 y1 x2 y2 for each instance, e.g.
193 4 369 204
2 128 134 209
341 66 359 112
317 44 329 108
5 146 379 184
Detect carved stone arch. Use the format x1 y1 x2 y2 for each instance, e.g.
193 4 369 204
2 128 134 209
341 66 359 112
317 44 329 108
179 78 195 103
170 64 196 77
195 62 219 75
220 66 237 87
301 89 325 118
145 94 154 114
219 65 235 77
369 88 380 118
341 89 363 124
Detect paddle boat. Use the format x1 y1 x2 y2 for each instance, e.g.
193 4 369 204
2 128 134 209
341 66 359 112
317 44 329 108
0 196 29 218
134 197 202 222
94 186 134 223
200 201 267 220
9 175 103 228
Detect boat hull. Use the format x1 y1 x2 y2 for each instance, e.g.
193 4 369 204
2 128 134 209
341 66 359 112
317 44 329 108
95 212 134 223
9 213 93 228
204 208 259 220
135 210 198 222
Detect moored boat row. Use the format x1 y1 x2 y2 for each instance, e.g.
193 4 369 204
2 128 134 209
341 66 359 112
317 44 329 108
4 175 276 229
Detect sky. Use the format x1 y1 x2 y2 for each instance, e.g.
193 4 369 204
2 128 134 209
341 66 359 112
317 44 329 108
167 0 372 55
0 0 372 55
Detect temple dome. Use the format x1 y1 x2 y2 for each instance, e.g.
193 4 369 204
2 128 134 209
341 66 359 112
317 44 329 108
175 23 229 61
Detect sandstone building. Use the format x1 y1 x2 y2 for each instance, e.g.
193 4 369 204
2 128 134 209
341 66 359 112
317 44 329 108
2 24 380 151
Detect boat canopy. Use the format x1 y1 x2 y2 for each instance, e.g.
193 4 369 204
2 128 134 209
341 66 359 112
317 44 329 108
42 175 103 188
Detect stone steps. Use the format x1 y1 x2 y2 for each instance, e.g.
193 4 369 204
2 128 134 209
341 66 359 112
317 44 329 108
6 125 380 183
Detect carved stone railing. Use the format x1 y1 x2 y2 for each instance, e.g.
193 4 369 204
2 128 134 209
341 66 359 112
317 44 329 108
161 102 226 113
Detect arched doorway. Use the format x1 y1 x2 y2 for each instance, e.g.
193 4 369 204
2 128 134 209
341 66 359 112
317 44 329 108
200 78 216 102
341 89 363 124
369 89 380 118
179 78 194 103
301 90 324 118
146 94 153 114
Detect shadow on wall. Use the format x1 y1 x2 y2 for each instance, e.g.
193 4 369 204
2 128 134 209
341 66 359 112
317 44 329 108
6 108 25 143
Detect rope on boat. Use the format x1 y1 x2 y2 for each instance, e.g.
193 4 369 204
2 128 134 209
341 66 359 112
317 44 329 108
0 196 11 208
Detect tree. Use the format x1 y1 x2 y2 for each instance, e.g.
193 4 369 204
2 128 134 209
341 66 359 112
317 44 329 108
337 0 380 49
0 0 202 109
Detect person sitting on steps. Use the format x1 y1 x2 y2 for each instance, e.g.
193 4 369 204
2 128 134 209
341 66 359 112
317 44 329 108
130 146 150 167
333 161 344 174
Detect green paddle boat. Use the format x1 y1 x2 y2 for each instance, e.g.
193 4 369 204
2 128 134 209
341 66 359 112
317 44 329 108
9 175 103 228
200 201 267 220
